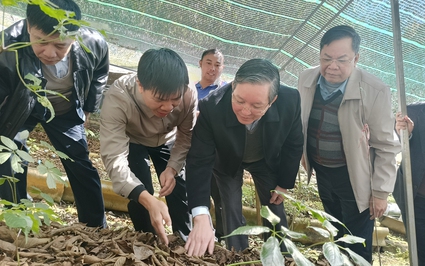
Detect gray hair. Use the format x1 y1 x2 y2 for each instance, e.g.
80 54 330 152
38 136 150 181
232 59 279 103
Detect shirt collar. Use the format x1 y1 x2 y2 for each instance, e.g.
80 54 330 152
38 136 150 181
317 75 348 100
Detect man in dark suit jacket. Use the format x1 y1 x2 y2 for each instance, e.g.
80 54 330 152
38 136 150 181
394 102 425 265
184 59 304 256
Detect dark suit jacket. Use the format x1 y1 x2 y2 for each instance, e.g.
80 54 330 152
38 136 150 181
393 102 425 216
186 83 304 210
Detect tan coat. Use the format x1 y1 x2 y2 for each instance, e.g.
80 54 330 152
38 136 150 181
298 66 401 212
100 74 197 198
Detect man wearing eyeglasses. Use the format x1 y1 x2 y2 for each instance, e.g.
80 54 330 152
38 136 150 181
297 25 400 262
184 59 303 256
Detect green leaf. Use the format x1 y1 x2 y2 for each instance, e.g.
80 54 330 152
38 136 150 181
310 209 341 224
2 175 19 184
323 242 344 266
39 2 68 21
29 213 41 234
40 141 55 151
344 248 371 266
76 35 92 54
18 130 30 140
260 236 285 266
0 152 12 164
44 159 54 168
16 149 35 163
24 73 42 86
308 226 330 238
40 192 54 206
1 136 18 150
341 252 355 266
1 0 19 7
280 226 307 239
37 96 55 122
0 144 11 151
37 163 48 175
224 225 270 237
337 235 366 245
29 186 42 194
3 212 33 231
11 154 24 173
322 220 338 237
46 173 58 189
260 205 280 226
283 238 315 266
56 150 72 161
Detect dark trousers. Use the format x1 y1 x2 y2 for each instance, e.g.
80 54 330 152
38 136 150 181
413 196 425 266
311 160 374 263
214 159 288 251
211 175 224 240
0 111 106 227
396 194 425 266
126 142 190 236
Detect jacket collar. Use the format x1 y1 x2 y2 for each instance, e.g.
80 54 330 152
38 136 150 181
302 65 363 101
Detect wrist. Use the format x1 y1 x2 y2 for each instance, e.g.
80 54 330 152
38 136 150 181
166 166 177 176
194 214 214 230
138 190 155 209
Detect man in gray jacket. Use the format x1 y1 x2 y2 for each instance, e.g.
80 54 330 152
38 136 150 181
298 25 400 262
100 48 197 245
0 0 108 228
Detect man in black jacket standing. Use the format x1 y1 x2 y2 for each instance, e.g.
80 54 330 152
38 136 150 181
185 59 303 256
0 0 108 228
394 103 425 265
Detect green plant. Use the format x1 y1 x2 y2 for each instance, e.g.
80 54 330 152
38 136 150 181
0 131 72 263
225 192 372 266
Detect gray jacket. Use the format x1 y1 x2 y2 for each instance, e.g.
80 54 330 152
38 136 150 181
0 20 109 138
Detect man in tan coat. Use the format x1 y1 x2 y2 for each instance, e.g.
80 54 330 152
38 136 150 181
298 25 400 262
100 48 197 244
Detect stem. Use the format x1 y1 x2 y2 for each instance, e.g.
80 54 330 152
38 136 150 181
13 50 43 99
227 260 262 266
14 229 21 265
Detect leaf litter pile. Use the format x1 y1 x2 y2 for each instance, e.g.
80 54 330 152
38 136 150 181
0 213 332 266
0 219 266 266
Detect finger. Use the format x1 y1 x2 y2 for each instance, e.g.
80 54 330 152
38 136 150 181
269 193 278 204
159 186 172 197
153 222 169 245
208 237 215 255
185 239 194 256
159 180 175 197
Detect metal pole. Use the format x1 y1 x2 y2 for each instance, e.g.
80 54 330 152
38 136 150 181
390 1 418 265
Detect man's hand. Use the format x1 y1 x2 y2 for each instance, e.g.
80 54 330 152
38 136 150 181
369 196 387 220
159 167 177 197
395 111 414 136
270 185 287 205
138 191 171 245
185 214 215 256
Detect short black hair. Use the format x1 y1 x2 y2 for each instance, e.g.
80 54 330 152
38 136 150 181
233 59 279 103
200 48 224 61
320 25 361 54
26 0 81 34
137 48 189 99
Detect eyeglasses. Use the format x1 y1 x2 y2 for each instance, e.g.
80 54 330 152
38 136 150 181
231 94 270 115
320 56 356 67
